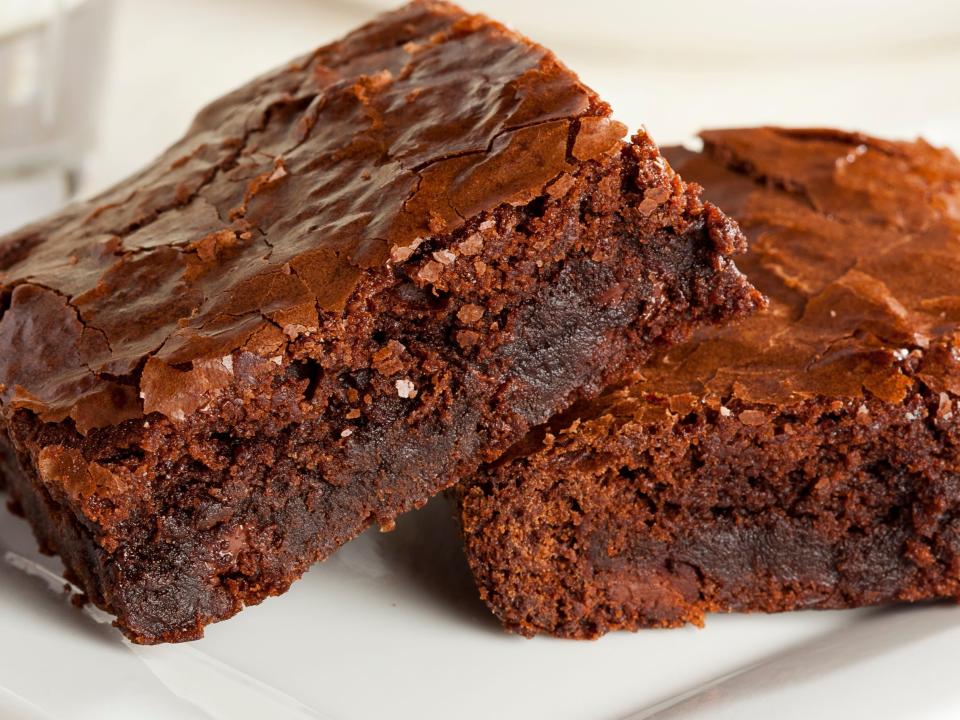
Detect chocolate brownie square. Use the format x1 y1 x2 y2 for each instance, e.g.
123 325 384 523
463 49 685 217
456 127 960 638
0 3 759 642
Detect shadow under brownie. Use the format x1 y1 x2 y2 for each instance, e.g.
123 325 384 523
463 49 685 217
0 2 759 642
456 127 960 638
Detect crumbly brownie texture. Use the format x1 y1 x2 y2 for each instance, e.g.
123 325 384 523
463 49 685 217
457 127 960 639
0 2 759 643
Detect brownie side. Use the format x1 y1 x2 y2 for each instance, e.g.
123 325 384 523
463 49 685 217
0 3 759 643
456 127 960 638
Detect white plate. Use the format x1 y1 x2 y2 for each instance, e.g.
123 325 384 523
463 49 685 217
3 494 960 720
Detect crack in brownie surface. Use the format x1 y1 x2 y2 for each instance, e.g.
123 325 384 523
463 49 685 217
456 127 960 639
0 1 759 642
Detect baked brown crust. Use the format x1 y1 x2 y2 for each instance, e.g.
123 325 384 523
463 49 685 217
457 127 960 639
0 0 629 429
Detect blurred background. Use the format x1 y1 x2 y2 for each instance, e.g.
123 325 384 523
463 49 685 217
1 0 960 234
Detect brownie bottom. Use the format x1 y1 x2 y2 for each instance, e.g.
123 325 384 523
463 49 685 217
458 391 960 638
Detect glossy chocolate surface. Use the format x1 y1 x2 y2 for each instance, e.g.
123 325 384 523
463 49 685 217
0 0 625 431
643 128 960 410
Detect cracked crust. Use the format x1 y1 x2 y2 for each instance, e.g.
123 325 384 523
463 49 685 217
0 3 761 642
649 127 960 407
0 0 625 428
456 127 960 639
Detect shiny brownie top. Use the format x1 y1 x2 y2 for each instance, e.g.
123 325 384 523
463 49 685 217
539 127 960 440
0 0 629 432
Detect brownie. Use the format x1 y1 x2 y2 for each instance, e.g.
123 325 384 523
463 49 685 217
0 2 759 643
456 127 960 639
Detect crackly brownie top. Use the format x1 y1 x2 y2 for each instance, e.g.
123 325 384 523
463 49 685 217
549 127 960 434
0 0 628 433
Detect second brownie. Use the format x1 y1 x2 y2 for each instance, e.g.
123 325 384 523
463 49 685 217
456 127 960 639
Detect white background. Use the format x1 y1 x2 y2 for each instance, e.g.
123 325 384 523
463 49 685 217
2 2 960 719
82 0 960 195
